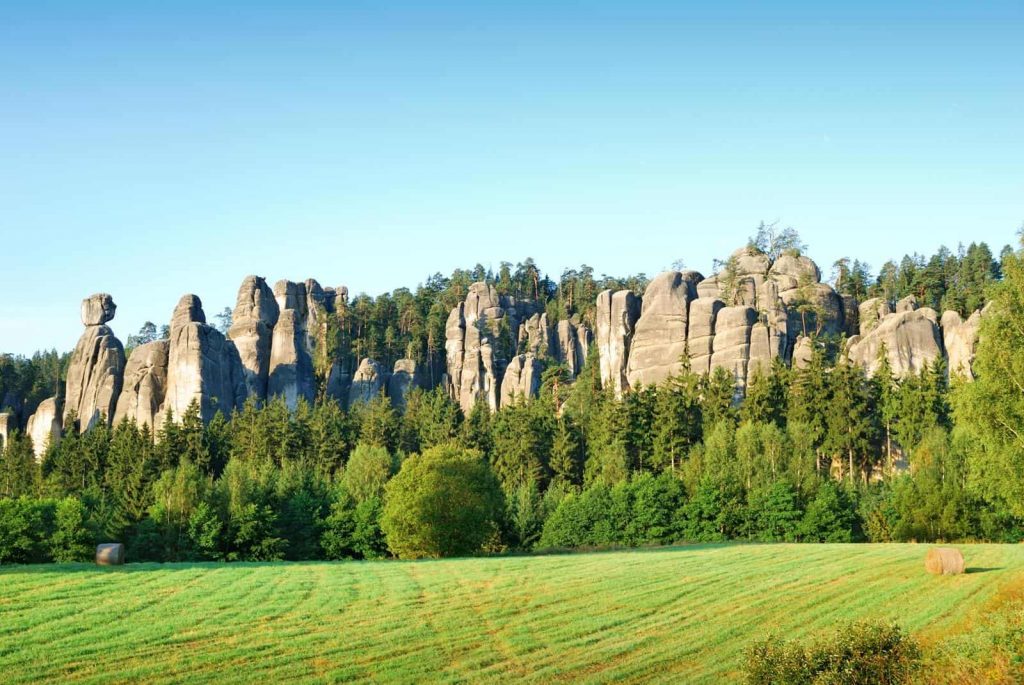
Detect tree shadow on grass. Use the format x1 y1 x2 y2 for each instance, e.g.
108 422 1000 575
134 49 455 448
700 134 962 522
965 567 1004 574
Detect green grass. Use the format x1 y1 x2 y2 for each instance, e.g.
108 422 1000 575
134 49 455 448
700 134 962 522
1 544 1021 683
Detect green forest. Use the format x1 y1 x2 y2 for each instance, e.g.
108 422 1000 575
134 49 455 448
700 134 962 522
1 231 1022 563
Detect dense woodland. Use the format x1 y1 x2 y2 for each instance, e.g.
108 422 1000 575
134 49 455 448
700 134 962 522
1 228 1021 563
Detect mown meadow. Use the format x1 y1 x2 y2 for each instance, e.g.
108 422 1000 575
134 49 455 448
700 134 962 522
2 543 1021 683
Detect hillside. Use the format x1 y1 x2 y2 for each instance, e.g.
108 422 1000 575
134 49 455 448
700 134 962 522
2 544 1021 683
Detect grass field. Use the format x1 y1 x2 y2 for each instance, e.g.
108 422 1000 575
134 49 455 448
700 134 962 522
1 544 1021 683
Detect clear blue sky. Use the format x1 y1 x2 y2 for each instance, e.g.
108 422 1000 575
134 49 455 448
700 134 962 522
1 1 1021 355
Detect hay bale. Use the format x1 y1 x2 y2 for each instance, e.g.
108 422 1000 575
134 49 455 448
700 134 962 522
925 547 965 575
96 543 125 566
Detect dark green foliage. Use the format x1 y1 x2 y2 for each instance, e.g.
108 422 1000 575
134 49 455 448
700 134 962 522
745 621 921 685
746 481 803 542
0 497 56 563
799 482 860 543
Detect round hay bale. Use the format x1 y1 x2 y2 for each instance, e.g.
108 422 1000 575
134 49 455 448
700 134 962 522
925 547 965 575
96 543 125 566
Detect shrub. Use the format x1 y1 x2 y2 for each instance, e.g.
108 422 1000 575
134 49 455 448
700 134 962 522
381 444 503 559
0 497 56 564
50 497 94 562
744 620 920 684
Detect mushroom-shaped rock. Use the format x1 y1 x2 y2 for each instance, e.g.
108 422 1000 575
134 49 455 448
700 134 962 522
65 297 126 431
769 254 821 285
847 308 943 378
349 358 388 407
731 247 770 276
596 289 641 398
26 398 61 462
113 340 169 430
80 293 117 326
228 275 280 399
626 271 700 389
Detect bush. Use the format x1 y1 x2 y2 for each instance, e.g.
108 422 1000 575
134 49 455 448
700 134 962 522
50 497 93 562
381 444 503 559
0 497 57 563
744 620 920 684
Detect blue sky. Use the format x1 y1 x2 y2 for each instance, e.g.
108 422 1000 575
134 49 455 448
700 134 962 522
1 1 1021 355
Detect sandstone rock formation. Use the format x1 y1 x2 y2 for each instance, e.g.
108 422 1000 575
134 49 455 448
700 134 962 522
0 411 13 451
445 282 518 413
113 340 169 430
710 306 757 396
687 298 724 375
942 309 983 380
228 276 279 399
268 309 316 409
500 354 542 406
626 271 702 388
847 308 943 378
596 289 641 398
858 298 892 336
388 359 421 410
552 318 591 378
162 295 247 422
64 294 126 431
348 358 388 406
26 398 61 461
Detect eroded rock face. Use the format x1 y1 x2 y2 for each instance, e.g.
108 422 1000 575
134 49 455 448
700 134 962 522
163 295 247 422
859 298 892 336
710 306 757 396
80 293 116 326
113 340 169 430
626 271 702 389
780 284 844 342
499 354 542 406
65 294 126 431
26 398 61 461
792 336 814 369
596 289 641 398
349 358 388 407
943 310 983 380
388 359 421 411
228 276 279 399
0 411 14 451
268 309 316 409
687 298 725 375
552 319 591 378
896 295 919 313
769 254 821 285
847 308 943 378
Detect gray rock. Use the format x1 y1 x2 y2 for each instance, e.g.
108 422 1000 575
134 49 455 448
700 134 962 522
519 313 551 357
596 289 641 398
80 293 116 326
748 321 786 378
792 336 814 369
627 271 698 388
267 309 316 410
696 275 723 300
349 358 388 406
859 298 892 336
26 398 61 462
163 295 247 422
388 359 421 410
687 298 725 375
847 308 943 378
499 354 542 406
552 319 590 378
942 309 983 381
113 340 169 430
0 411 14 451
769 254 821 283
896 295 919 313
731 247 770 276
780 284 844 341
841 295 860 338
710 306 757 396
227 275 279 399
64 322 125 432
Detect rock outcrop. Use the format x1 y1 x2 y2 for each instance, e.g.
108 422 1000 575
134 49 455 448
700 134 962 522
268 309 316 409
710 306 758 396
113 340 169 430
162 295 247 422
626 271 702 388
388 359 421 410
228 276 279 399
552 318 591 378
847 308 943 378
942 310 983 380
0 411 13 451
596 289 641 398
348 358 388 406
500 354 542 406
64 294 126 431
26 398 61 461
687 298 724 375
